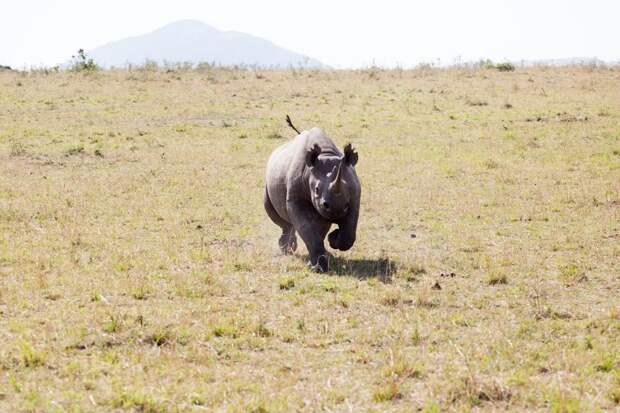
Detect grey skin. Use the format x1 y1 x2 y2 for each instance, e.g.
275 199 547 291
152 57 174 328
264 126 360 272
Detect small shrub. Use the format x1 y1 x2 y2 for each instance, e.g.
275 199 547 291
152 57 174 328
496 62 515 72
232 260 252 272
196 62 213 71
212 322 238 338
70 49 99 72
248 404 269 413
558 263 587 285
20 341 45 368
140 59 159 72
131 284 150 300
415 290 438 308
190 394 206 406
480 59 496 69
481 59 515 72
90 290 102 302
447 376 511 406
595 354 616 372
321 282 339 293
466 98 488 107
487 272 508 285
254 321 272 337
111 391 167 413
9 142 26 157
549 392 581 413
381 291 401 306
382 357 422 379
146 328 174 347
422 402 441 413
373 382 402 402
482 159 499 169
403 263 426 282
411 327 423 345
296 319 306 332
65 145 84 156
279 277 295 290
103 313 122 333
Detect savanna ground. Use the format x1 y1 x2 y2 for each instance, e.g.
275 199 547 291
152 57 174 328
0 65 619 412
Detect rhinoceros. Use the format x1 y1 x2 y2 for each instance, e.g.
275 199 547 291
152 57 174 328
264 116 361 272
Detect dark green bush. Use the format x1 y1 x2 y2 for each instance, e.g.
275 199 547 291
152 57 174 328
495 62 515 72
70 49 99 72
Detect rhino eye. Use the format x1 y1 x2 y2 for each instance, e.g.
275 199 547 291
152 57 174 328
314 185 320 195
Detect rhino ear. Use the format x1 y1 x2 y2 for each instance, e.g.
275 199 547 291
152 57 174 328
343 143 358 166
305 143 321 167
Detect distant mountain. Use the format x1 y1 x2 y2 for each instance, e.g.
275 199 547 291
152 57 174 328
516 57 616 67
87 20 325 68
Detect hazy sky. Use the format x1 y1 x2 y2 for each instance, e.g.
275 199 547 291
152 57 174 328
2 0 619 68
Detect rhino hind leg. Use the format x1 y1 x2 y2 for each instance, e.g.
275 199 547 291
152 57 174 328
264 187 297 254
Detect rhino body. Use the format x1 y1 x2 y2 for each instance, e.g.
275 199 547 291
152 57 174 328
264 126 360 272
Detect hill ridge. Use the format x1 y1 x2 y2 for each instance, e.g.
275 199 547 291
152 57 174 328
87 20 324 68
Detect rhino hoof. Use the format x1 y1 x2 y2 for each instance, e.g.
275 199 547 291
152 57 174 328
289 235 298 253
279 233 297 255
309 255 328 273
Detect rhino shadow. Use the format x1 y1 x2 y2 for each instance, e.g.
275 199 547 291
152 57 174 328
301 254 396 283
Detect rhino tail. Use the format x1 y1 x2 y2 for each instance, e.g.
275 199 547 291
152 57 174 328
285 115 301 135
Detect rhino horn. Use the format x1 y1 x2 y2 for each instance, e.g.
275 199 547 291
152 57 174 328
329 160 344 193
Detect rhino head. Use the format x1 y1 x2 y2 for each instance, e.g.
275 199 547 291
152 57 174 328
306 143 359 220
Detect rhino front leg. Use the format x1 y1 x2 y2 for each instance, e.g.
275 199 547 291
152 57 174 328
328 210 359 251
287 201 331 272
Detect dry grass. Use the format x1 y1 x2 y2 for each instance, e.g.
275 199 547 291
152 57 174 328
0 66 619 412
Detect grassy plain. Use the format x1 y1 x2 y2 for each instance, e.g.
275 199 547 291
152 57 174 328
0 66 619 412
